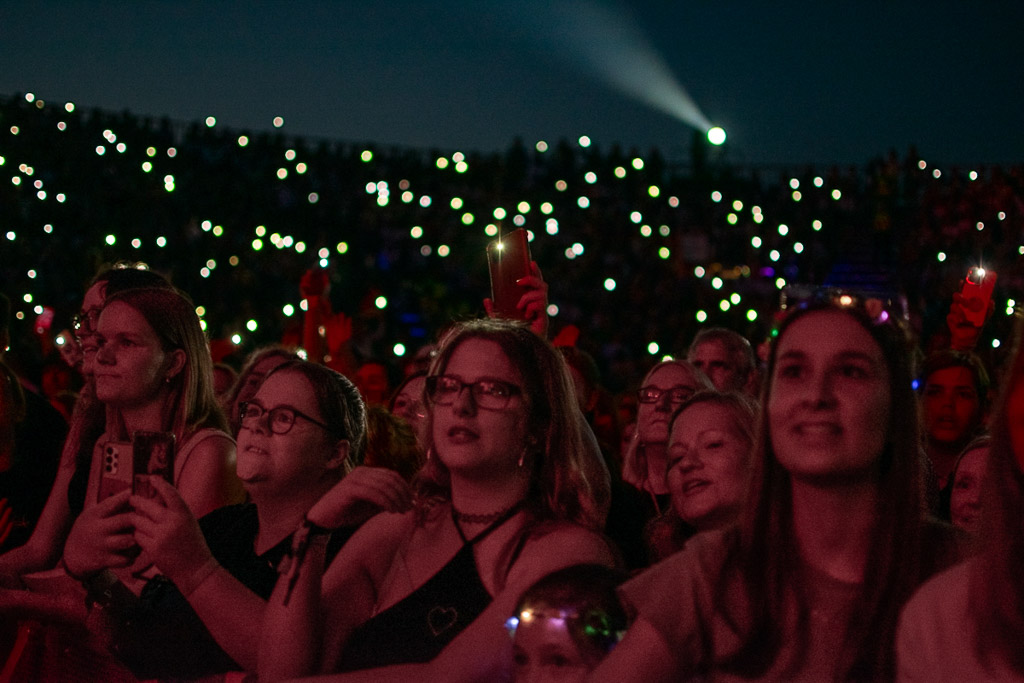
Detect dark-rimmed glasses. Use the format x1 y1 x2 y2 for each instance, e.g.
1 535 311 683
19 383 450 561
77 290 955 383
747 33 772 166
425 375 521 411
637 385 696 405
239 401 337 436
72 307 101 336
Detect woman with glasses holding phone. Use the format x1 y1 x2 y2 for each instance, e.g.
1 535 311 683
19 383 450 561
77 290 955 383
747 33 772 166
0 264 175 587
56 359 410 679
258 318 614 682
590 292 963 682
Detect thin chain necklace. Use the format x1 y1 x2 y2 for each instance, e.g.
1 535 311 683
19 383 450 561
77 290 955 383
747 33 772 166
452 499 524 525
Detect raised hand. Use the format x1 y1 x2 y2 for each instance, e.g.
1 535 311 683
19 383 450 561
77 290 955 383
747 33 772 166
484 261 550 338
305 466 413 529
299 267 330 299
947 291 994 351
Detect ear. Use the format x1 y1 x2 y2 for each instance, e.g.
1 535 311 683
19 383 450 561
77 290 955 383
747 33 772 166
325 439 351 473
164 348 187 382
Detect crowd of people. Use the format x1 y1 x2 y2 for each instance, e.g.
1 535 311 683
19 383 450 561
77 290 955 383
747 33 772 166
0 91 1022 681
1 92 1022 395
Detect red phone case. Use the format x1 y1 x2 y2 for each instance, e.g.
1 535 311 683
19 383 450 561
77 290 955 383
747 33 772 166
486 229 532 320
960 268 996 327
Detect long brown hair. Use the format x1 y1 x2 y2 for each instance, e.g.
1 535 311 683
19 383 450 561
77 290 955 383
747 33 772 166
103 287 226 443
414 318 606 530
969 315 1024 673
721 303 930 680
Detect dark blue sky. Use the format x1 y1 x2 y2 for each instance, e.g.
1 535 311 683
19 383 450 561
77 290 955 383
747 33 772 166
2 1 1021 165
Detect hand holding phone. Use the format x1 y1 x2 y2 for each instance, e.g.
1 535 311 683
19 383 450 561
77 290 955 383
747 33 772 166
98 440 133 502
132 431 176 499
486 229 533 320
959 267 996 327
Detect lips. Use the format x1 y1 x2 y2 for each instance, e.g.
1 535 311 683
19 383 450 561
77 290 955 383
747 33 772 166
447 426 479 444
682 479 710 494
793 421 841 436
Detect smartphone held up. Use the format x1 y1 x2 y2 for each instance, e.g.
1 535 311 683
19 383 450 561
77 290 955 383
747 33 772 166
486 228 532 320
960 267 997 327
132 431 176 499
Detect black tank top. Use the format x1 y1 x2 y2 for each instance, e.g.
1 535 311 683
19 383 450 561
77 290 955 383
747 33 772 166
337 501 526 671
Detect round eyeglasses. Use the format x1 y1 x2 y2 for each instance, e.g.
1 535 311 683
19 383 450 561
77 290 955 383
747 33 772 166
425 375 521 411
239 401 337 436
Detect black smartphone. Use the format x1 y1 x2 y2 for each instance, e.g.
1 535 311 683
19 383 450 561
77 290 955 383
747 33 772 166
132 431 176 499
486 228 532 320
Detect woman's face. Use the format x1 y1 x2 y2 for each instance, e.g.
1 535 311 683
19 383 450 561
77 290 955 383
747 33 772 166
512 613 601 683
635 363 704 446
236 370 338 497
430 338 528 477
768 310 891 483
921 366 982 447
93 301 177 408
233 355 291 424
949 445 988 533
392 375 428 444
666 401 751 529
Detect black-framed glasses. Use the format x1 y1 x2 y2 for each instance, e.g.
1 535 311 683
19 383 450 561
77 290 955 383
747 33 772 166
637 385 696 405
425 375 521 411
239 401 337 436
72 307 101 335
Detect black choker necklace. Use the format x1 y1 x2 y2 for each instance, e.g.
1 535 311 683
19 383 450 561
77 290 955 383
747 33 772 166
452 500 524 525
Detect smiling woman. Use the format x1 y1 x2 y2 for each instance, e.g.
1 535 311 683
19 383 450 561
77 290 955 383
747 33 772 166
257 318 614 682
591 294 965 682
665 390 757 532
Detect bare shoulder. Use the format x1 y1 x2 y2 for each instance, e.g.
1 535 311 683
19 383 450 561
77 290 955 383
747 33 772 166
175 430 241 516
504 521 616 594
324 509 419 584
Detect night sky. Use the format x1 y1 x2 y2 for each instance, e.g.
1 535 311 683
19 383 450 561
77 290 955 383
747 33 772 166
2 1 1021 166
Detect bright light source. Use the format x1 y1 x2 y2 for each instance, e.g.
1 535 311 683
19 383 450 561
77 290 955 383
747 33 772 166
707 127 726 145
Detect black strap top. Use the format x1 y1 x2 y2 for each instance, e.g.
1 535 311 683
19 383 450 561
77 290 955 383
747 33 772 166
337 501 525 672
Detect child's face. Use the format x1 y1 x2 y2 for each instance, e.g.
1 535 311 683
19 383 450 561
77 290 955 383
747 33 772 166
512 615 600 683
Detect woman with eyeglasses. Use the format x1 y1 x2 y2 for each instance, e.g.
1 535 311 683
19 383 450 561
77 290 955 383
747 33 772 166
0 265 176 587
258 318 614 682
616 360 712 567
622 360 714 502
61 286 246 584
52 359 409 680
590 295 963 682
